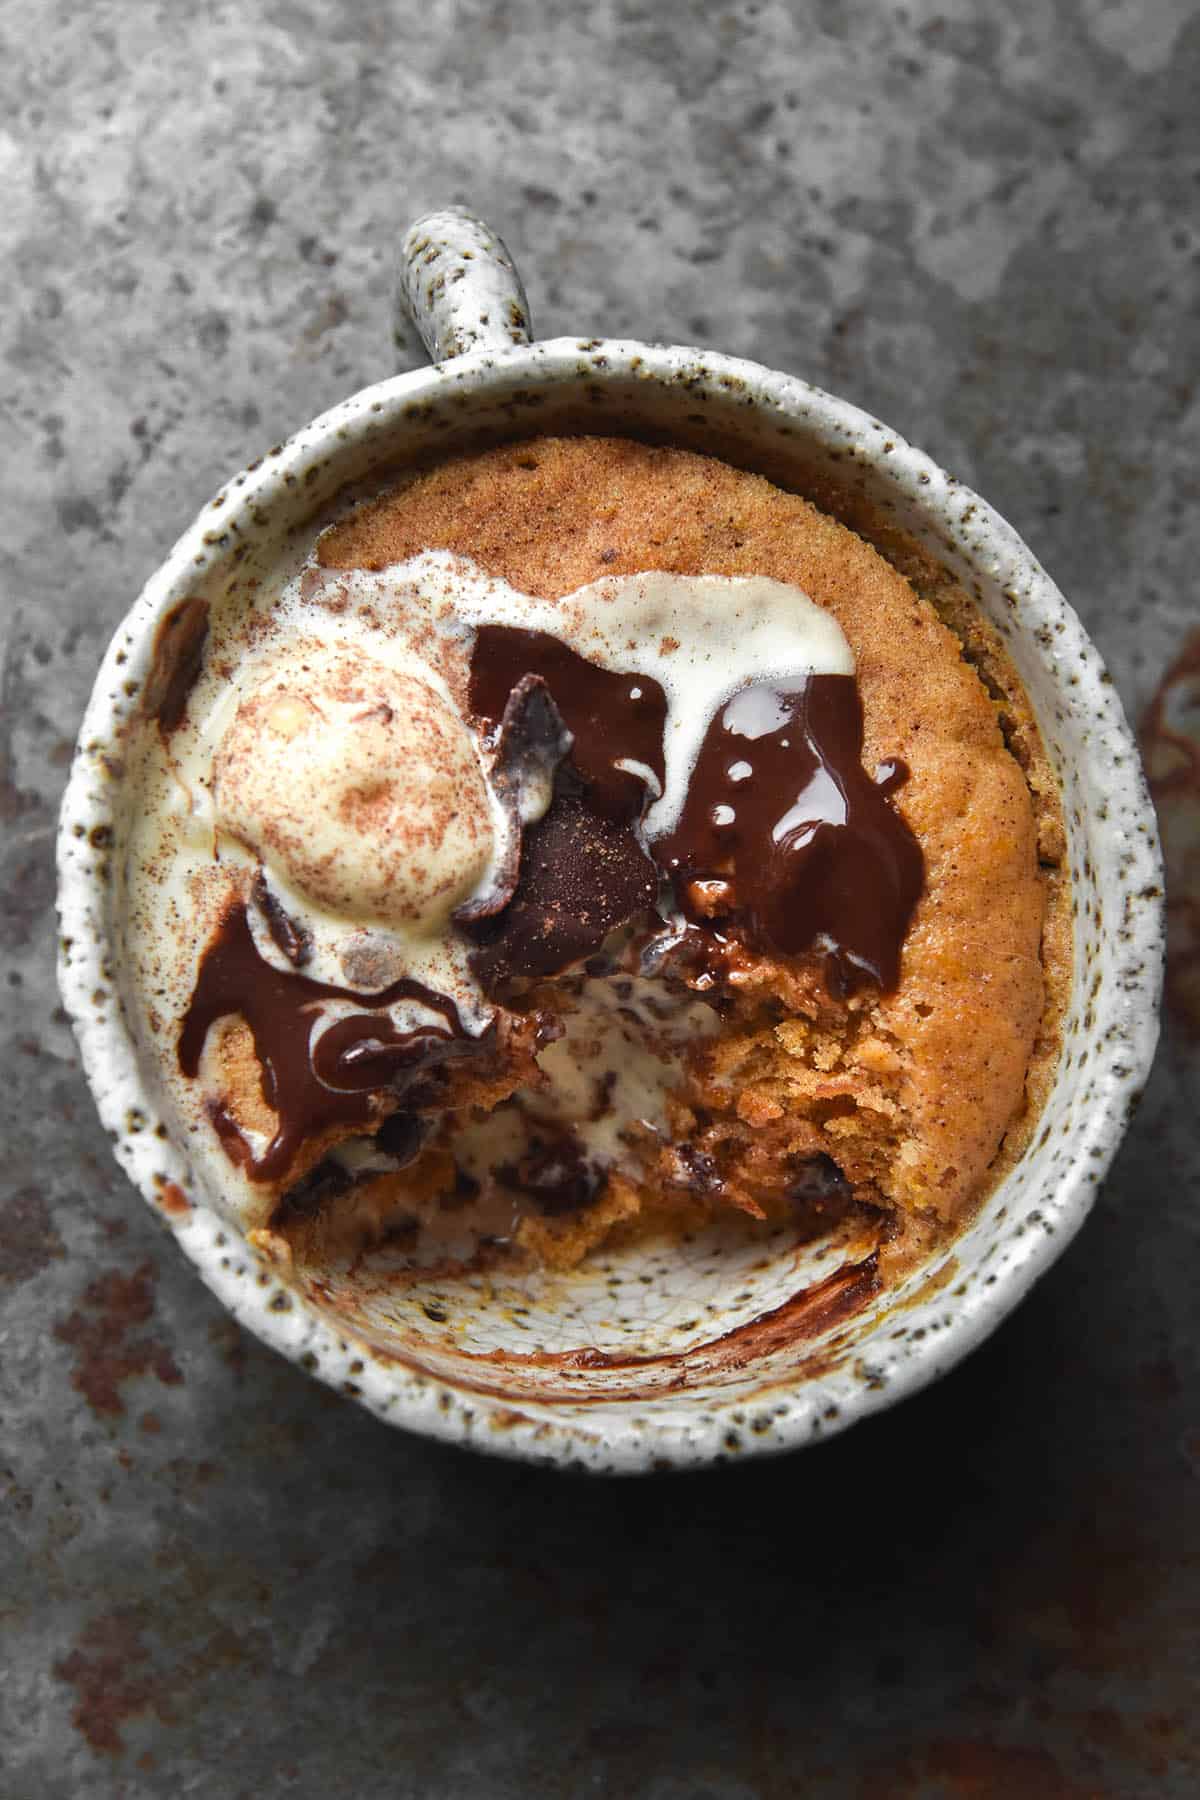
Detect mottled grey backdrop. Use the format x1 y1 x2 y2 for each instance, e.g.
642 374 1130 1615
2 1 1197 1795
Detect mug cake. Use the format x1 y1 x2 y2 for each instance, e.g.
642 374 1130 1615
119 434 1070 1289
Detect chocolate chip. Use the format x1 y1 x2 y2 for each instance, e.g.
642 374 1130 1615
272 1157 352 1226
496 1133 602 1216
665 1143 722 1193
374 1110 429 1166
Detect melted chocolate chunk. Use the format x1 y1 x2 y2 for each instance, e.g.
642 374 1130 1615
638 918 740 1001
463 778 659 988
496 1133 602 1216
656 675 923 992
493 673 574 811
591 1069 618 1121
179 902 481 1181
374 1110 431 1166
270 1113 429 1231
454 674 572 925
664 1143 723 1194
272 1157 353 1227
786 1155 885 1244
470 625 666 823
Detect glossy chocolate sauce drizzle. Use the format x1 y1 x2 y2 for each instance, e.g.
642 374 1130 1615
470 626 666 823
469 629 922 994
657 676 923 993
178 901 477 1181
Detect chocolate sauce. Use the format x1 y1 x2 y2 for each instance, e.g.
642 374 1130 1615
143 595 209 738
179 902 479 1181
656 676 923 992
469 629 921 993
470 626 666 823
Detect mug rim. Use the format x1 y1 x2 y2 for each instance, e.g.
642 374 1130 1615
57 332 1164 1472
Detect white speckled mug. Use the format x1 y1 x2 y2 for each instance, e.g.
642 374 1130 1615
57 209 1163 1472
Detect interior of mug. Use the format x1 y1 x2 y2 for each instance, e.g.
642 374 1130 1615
62 341 1159 1454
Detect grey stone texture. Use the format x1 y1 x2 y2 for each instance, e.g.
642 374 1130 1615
2 0 1197 1794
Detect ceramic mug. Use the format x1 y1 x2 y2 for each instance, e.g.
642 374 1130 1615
57 208 1164 1472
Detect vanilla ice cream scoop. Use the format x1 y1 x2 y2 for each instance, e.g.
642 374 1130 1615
212 641 493 931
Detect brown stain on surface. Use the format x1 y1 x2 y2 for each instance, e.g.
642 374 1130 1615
0 1185 66 1288
53 1609 165 1754
1033 1703 1184 1788
53 1260 183 1415
208 1314 249 1382
1141 630 1200 1037
54 1600 248 1757
869 1738 1088 1798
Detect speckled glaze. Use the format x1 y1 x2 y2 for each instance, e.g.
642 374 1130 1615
57 209 1164 1473
398 207 532 360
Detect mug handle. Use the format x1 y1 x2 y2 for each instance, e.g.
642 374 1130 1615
396 207 533 363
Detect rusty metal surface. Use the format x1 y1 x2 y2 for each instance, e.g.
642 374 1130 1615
2 1 1197 1793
